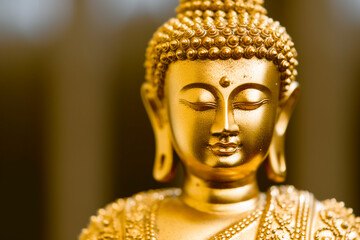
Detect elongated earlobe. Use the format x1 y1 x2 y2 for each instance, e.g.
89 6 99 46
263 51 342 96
141 83 176 182
267 130 286 182
267 81 300 182
152 127 176 182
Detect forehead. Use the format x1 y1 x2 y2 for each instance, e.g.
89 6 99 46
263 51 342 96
165 58 280 93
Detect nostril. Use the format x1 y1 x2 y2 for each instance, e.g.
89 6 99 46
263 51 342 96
211 129 239 137
211 132 222 137
228 131 239 136
225 130 237 136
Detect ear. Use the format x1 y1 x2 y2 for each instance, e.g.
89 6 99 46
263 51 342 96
141 82 166 128
276 81 300 137
266 81 300 182
141 82 176 182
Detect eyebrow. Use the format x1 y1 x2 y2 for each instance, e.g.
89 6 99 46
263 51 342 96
181 82 271 98
180 83 218 95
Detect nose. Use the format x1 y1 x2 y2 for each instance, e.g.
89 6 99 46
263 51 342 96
210 102 239 136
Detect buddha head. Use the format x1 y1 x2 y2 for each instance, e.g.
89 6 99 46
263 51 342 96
142 0 299 184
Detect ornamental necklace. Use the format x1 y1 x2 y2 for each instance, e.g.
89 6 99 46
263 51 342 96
145 193 266 240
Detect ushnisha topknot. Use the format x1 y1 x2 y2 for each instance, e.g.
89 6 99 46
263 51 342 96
145 0 298 99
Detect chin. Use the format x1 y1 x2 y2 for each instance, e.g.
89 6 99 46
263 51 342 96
205 152 244 168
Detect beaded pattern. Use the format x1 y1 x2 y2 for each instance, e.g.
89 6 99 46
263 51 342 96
79 186 360 240
124 189 181 240
78 189 180 240
145 0 298 99
210 208 263 240
314 199 360 240
177 0 267 15
256 185 312 240
79 198 125 240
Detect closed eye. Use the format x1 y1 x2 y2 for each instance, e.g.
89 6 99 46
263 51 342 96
233 99 269 111
180 99 217 111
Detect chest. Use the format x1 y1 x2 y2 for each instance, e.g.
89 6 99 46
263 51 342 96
156 209 260 240
121 187 313 240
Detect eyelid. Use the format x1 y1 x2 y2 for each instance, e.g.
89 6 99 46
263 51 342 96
180 99 217 111
180 87 217 103
232 99 269 111
232 87 268 102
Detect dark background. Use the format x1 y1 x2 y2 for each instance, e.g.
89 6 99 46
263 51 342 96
0 0 359 239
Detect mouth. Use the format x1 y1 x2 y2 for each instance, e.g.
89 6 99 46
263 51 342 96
208 142 241 156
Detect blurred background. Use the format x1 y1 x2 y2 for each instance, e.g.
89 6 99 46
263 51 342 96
0 0 359 239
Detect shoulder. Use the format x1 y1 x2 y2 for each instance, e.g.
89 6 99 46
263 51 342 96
79 198 125 240
265 185 360 240
311 198 360 240
78 188 180 240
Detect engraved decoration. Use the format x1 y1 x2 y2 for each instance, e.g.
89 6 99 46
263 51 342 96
315 199 360 240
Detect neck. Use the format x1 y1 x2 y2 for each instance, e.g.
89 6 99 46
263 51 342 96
180 173 260 214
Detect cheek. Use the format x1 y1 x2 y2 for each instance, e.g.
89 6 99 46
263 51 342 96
168 104 215 155
234 106 276 151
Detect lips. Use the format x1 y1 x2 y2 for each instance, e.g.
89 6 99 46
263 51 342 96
208 142 240 156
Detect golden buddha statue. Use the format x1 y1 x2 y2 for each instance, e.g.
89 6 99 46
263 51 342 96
79 0 360 239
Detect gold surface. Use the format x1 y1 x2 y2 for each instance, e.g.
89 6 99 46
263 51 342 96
79 187 360 240
79 0 359 239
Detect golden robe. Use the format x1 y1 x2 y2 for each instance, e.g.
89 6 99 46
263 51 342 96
79 186 360 240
